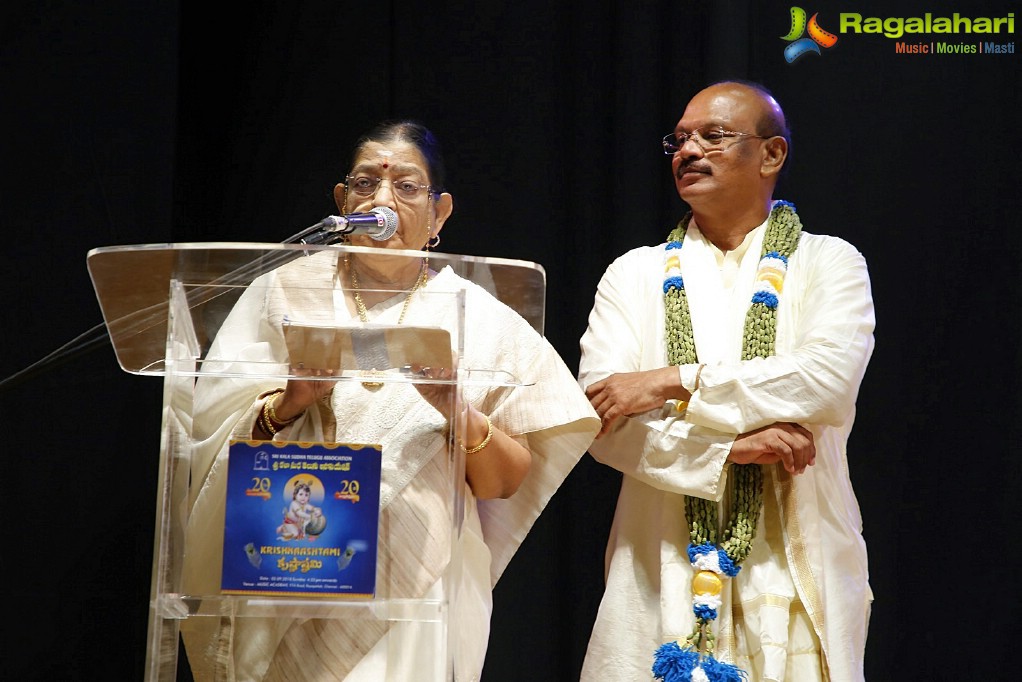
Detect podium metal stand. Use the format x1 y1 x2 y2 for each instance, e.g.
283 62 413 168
87 243 547 681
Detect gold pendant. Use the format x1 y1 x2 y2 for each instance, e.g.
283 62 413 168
360 369 384 390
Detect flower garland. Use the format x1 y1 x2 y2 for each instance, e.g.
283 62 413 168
653 201 803 682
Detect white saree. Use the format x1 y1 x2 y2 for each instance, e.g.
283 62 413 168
578 219 875 682
179 251 600 681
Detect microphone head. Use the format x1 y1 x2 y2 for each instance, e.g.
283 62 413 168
369 207 399 241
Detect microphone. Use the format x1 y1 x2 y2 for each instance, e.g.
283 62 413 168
293 207 399 245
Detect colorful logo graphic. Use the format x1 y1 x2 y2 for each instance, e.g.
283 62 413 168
781 7 839 63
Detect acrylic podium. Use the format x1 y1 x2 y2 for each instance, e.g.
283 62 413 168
86 242 547 681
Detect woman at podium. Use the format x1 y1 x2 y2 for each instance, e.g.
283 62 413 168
178 121 600 681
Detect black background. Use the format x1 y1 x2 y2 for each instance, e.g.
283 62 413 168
2 1 1020 679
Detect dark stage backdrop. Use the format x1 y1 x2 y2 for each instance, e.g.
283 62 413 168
3 1 1019 680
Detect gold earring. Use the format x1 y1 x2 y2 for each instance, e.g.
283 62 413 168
426 202 442 250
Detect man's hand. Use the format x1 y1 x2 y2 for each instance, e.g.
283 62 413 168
586 368 689 437
729 422 816 475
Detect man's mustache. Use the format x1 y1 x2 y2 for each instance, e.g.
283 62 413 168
675 161 711 179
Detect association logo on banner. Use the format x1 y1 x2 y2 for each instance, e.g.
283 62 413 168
781 6 1016 64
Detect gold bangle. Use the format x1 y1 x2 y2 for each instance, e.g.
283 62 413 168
258 399 279 436
460 414 493 454
267 392 301 426
257 390 297 437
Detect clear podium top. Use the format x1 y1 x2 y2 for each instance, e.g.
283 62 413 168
86 242 547 376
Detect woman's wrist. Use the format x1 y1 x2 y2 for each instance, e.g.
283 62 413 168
270 393 305 423
256 390 304 437
459 408 493 454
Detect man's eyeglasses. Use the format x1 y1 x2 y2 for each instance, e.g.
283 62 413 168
345 175 435 201
662 126 768 154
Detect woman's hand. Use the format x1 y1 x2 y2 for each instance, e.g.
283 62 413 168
252 367 337 439
408 364 532 499
276 366 339 420
409 364 457 420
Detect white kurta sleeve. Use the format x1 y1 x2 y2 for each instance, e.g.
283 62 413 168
578 247 735 500
686 234 875 434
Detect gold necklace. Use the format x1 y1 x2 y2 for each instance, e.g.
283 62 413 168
347 256 429 388
349 258 428 324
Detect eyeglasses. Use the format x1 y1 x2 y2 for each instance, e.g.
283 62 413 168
345 175 435 201
662 126 767 154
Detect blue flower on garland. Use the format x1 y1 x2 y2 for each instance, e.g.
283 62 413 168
653 642 748 682
688 543 740 577
751 250 789 310
664 240 685 293
664 276 685 293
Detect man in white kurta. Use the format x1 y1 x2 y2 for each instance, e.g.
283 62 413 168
578 82 875 681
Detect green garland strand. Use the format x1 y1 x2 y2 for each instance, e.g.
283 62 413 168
664 201 802 652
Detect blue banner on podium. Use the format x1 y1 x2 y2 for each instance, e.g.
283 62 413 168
221 440 382 598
